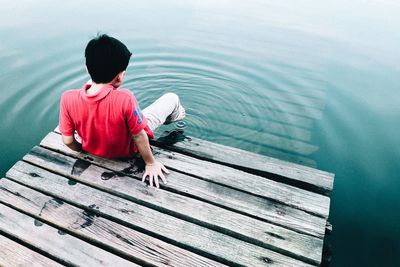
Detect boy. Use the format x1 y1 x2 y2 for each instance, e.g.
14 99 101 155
59 34 185 188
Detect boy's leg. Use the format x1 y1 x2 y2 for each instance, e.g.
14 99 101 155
142 93 185 132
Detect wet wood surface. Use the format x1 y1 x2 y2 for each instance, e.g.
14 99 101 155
0 129 334 266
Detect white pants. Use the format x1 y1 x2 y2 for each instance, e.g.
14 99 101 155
142 93 181 132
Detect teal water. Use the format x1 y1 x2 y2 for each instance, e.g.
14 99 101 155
1 1 399 266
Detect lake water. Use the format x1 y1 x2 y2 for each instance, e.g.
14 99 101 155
0 0 399 266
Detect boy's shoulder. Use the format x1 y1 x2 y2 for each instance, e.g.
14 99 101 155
115 88 133 97
112 88 138 102
62 88 80 96
61 89 80 101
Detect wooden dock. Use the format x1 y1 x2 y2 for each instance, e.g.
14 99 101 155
0 127 334 266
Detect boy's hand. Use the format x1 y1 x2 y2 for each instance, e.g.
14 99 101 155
142 161 169 188
133 130 169 188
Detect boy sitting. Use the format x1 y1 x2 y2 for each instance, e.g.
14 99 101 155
59 34 185 188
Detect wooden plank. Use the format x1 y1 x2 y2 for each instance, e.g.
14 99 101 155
0 178 225 267
154 148 328 217
41 134 327 238
42 131 330 219
0 201 136 267
151 132 334 196
6 161 315 267
21 149 324 265
0 234 63 267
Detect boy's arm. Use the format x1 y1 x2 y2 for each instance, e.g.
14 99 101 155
62 135 82 152
132 129 169 188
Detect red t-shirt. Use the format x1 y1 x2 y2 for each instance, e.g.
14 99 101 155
59 84 154 158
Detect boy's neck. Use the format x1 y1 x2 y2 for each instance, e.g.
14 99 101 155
86 71 125 95
86 82 112 96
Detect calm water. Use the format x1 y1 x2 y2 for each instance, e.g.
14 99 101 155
1 1 399 266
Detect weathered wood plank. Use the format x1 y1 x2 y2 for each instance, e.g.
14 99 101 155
21 148 324 265
0 178 225 267
153 148 328 218
6 161 315 267
0 200 136 267
42 131 330 219
0 234 63 267
151 132 334 196
24 144 326 251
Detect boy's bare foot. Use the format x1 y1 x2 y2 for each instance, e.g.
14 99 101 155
174 105 186 122
165 105 186 124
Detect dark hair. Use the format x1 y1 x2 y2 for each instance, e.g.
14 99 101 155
85 34 132 83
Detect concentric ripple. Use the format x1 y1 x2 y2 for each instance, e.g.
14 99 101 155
123 42 324 165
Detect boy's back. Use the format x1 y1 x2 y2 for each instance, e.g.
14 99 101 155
59 84 153 158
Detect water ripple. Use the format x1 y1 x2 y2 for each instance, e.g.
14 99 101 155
1 38 324 163
123 46 322 158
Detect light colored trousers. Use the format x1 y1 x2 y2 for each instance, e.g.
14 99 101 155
142 92 181 132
